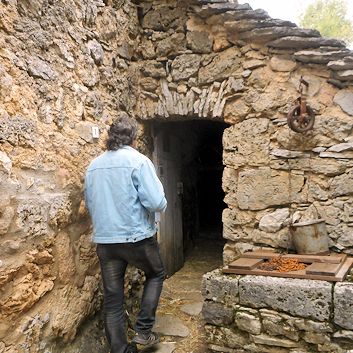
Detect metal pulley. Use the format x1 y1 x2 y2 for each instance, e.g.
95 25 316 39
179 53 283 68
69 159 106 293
287 77 315 133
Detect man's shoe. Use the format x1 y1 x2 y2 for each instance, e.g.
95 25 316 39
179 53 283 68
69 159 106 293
131 331 159 346
125 343 138 353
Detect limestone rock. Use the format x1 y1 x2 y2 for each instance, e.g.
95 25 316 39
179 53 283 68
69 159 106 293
261 310 299 341
334 70 353 81
171 54 201 81
259 208 290 233
334 283 353 329
223 118 270 168
235 27 320 44
270 56 297 72
87 39 104 65
156 32 186 57
0 152 12 174
334 90 353 116
271 149 309 159
117 42 134 60
202 301 234 326
27 56 57 80
251 334 299 348
141 61 167 78
16 199 49 238
326 142 353 153
202 269 239 304
51 276 101 340
269 37 345 50
0 116 37 147
328 59 353 71
235 310 261 335
193 3 247 18
75 121 96 143
239 276 332 321
330 170 353 197
303 331 330 344
0 206 15 236
186 31 213 53
236 168 305 211
205 325 249 350
224 98 250 124
142 6 185 31
199 47 241 84
225 19 296 34
294 49 349 64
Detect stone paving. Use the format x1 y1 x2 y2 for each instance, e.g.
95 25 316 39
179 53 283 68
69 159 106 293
139 238 224 353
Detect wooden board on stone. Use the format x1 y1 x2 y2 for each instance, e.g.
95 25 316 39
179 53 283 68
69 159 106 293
242 250 346 264
305 262 343 276
223 252 353 282
229 258 264 270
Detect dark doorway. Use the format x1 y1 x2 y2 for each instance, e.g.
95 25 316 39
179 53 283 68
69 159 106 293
151 120 228 274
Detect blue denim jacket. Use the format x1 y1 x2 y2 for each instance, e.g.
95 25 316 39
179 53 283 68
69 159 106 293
84 146 167 244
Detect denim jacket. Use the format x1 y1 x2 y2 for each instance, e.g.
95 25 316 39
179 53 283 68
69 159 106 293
84 146 167 244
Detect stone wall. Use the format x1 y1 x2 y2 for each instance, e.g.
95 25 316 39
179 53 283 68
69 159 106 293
202 270 353 353
2 0 353 352
136 0 353 264
0 1 141 352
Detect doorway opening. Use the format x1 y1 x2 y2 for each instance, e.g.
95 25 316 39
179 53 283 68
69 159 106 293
150 120 228 276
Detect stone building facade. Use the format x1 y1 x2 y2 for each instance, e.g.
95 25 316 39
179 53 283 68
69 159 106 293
1 0 353 352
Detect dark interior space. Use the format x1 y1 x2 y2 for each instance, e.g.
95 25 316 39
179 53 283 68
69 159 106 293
151 120 228 257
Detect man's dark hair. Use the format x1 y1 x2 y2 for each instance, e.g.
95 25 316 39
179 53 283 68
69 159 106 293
106 113 137 150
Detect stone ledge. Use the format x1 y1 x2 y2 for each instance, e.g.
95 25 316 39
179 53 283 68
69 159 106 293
334 282 353 330
239 275 333 321
202 268 239 304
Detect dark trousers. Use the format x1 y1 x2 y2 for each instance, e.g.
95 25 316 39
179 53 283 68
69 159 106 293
97 237 165 353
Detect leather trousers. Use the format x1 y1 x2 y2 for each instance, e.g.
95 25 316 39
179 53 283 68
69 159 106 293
97 237 165 353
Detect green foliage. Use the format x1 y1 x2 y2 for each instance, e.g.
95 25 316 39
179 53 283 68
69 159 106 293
299 0 353 45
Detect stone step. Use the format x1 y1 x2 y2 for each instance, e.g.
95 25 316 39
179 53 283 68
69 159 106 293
153 314 190 338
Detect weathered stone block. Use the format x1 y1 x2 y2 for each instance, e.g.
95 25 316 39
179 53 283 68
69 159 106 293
223 118 270 168
334 282 353 329
186 31 213 53
0 116 37 147
199 47 241 84
205 325 249 349
259 208 290 233
75 121 96 143
0 152 12 174
235 310 261 335
142 6 186 31
239 276 333 321
330 170 353 198
202 301 234 326
303 331 330 344
261 311 299 341
156 32 186 57
270 56 297 72
202 269 239 304
236 168 305 211
334 90 353 116
141 61 167 78
27 56 57 80
251 334 299 348
171 54 201 81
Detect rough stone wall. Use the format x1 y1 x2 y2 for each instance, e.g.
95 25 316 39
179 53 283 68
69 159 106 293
136 0 353 265
0 1 141 352
202 269 353 353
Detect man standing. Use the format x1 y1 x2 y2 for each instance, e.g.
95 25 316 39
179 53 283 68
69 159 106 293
85 114 167 353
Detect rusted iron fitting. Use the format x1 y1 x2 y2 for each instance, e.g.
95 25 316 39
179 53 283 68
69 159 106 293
287 76 315 133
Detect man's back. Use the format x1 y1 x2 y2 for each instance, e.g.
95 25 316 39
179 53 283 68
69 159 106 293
85 146 167 244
